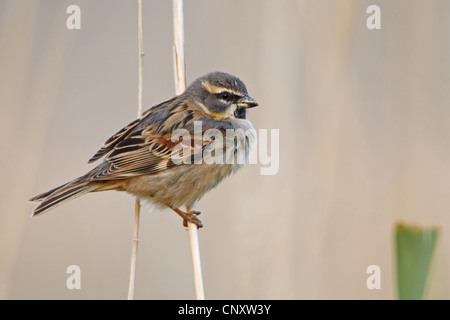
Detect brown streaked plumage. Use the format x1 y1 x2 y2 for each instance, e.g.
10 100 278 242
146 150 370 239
29 72 258 228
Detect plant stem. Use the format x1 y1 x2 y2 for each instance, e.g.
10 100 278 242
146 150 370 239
128 200 141 299
127 0 144 300
173 0 205 300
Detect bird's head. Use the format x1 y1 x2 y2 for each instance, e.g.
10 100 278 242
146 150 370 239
185 71 258 120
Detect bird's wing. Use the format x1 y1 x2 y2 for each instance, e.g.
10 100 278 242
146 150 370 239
87 97 177 163
87 98 217 181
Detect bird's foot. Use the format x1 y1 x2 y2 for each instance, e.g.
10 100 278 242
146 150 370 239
170 206 203 229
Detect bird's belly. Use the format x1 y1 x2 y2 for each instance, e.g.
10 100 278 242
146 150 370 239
125 162 241 208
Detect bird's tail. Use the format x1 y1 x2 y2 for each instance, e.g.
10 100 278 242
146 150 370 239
29 174 98 216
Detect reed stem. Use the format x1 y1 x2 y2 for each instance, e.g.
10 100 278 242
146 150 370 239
173 0 205 300
127 0 144 300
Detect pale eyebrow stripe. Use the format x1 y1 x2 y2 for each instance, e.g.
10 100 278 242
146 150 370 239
201 80 243 97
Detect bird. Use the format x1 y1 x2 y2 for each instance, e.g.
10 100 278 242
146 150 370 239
29 71 258 228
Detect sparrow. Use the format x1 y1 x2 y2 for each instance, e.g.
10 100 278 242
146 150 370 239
29 71 258 228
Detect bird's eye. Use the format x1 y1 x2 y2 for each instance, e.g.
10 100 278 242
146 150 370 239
220 91 231 100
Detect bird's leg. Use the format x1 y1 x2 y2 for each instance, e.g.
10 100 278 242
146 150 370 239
169 206 203 228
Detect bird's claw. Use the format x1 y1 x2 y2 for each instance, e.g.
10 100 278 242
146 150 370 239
182 210 203 229
170 206 203 229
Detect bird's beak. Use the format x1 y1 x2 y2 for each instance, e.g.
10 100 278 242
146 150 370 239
237 94 258 108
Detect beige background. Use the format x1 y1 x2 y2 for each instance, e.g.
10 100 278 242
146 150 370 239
1 0 449 299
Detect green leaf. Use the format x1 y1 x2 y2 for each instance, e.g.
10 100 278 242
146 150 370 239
395 223 439 300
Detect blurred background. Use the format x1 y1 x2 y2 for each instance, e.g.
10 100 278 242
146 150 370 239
1 0 449 299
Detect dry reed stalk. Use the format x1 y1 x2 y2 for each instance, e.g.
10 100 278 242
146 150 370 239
127 0 144 300
173 0 205 300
